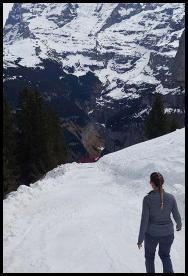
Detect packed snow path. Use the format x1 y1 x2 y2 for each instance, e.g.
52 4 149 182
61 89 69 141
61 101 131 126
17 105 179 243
3 129 185 273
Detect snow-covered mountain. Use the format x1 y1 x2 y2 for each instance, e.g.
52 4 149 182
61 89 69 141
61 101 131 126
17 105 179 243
3 128 185 273
3 3 185 158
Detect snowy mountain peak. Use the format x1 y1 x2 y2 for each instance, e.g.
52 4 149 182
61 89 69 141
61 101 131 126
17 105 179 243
4 3 184 95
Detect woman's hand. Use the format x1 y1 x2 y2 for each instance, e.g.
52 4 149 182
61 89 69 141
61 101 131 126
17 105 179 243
176 225 182 231
137 243 142 249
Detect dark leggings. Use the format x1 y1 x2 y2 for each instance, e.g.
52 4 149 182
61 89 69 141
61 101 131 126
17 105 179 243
144 233 174 273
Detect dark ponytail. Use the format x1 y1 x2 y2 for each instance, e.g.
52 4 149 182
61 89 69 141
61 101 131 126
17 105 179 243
150 172 164 209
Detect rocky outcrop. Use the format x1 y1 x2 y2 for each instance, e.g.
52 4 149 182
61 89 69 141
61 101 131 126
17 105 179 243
172 30 185 87
62 120 105 159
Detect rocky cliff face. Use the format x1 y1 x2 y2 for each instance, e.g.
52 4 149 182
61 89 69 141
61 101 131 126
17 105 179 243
172 30 185 87
3 3 185 159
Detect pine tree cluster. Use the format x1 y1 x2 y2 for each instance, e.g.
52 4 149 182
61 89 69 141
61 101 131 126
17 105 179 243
3 88 68 198
145 93 179 139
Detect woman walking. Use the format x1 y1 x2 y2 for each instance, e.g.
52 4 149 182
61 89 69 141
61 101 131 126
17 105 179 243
137 172 182 273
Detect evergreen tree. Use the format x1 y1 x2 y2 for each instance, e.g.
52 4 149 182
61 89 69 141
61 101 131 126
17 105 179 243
3 98 18 197
169 118 178 132
17 88 68 184
45 106 68 166
145 93 168 139
167 115 179 133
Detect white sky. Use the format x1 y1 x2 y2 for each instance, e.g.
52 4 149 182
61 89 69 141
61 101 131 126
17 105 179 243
3 3 14 26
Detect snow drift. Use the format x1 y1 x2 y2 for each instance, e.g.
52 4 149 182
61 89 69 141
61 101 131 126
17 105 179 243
3 128 185 273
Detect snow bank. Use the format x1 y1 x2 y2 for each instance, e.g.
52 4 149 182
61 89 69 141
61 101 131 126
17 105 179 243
99 127 185 216
99 128 185 191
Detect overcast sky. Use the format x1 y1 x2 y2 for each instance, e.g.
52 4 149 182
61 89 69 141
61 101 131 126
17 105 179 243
3 3 14 26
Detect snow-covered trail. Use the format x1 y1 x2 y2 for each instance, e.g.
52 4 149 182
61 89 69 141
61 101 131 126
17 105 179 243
4 164 143 273
3 129 185 273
